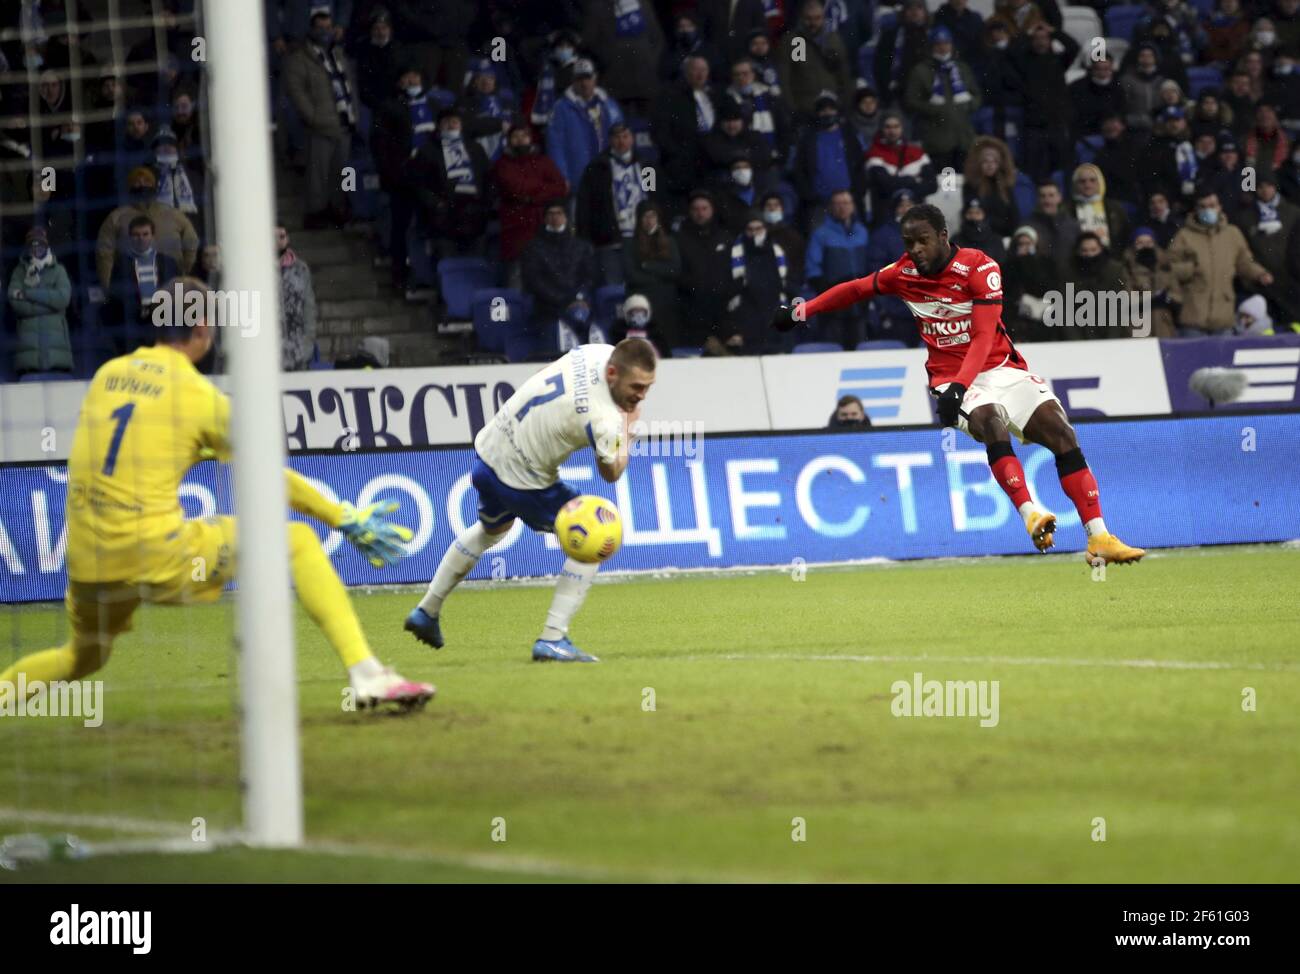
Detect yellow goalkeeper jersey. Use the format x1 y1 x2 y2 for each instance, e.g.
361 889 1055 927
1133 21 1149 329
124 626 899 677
64 344 232 583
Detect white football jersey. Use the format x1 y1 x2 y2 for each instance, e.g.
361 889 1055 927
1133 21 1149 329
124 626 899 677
475 344 625 490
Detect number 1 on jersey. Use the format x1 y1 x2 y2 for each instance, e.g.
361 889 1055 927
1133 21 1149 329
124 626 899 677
102 402 135 476
515 374 565 423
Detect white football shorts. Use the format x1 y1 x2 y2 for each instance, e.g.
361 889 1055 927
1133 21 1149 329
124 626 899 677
934 365 1061 443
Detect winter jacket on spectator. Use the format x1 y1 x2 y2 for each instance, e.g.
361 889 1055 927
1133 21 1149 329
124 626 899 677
659 27 724 84
545 84 625 188
1134 2 1207 67
1069 164 1131 253
1027 205 1081 275
806 213 870 291
1092 127 1148 207
933 1 987 65
712 174 763 234
457 87 518 163
902 55 982 161
7 253 73 374
963 136 1021 237
353 29 404 109
1067 248 1132 339
875 13 934 105
575 148 648 248
865 131 938 227
1204 1 1250 66
1069 72 1128 140
521 224 597 326
768 220 807 293
1167 215 1271 331
1006 27 1077 129
621 204 683 345
954 216 1007 262
96 200 198 289
1138 125 1195 204
652 79 721 196
778 11 853 118
1003 243 1062 342
725 80 793 164
675 208 734 343
581 0 665 105
280 246 317 371
725 229 789 351
702 114 775 183
414 129 492 242
1122 240 1179 338
492 147 569 263
106 249 180 334
371 88 444 193
1120 64 1165 132
864 215 917 333
699 0 766 64
793 120 867 208
1238 184 1300 312
283 37 358 138
988 0 1049 38
1245 122 1291 185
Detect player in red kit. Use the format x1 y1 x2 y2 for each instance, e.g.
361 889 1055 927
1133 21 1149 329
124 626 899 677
771 203 1144 565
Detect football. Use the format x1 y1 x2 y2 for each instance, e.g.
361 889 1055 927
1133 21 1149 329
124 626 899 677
554 495 623 564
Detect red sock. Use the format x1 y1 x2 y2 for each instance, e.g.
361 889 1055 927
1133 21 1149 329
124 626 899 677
990 455 1032 508
1059 467 1102 523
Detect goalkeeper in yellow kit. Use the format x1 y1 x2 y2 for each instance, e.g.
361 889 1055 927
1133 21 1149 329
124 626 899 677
0 277 433 710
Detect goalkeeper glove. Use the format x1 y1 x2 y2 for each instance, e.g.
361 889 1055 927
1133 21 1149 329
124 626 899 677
935 382 967 428
770 304 802 333
339 500 413 568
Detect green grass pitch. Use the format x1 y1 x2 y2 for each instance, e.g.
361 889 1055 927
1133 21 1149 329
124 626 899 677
2 544 1298 883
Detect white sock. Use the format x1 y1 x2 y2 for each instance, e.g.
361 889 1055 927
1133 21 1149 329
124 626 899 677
348 656 384 682
1084 517 1108 538
540 558 600 640
418 522 501 615
1017 501 1036 526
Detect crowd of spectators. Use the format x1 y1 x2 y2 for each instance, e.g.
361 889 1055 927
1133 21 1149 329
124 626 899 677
5 0 1300 378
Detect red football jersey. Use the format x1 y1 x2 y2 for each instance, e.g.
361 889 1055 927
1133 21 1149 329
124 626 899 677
802 246 1026 387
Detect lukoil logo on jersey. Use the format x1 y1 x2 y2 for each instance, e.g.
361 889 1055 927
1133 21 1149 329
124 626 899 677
837 365 908 420
1230 346 1300 402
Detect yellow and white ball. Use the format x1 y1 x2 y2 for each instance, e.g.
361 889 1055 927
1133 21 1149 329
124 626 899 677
554 496 623 563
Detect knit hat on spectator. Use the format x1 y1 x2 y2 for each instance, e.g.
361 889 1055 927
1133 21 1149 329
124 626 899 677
1013 225 1038 244
814 90 839 111
1217 132 1238 153
718 98 744 120
1131 226 1156 244
128 166 158 189
151 125 178 148
891 187 917 204
1158 105 1184 122
573 58 596 78
930 26 954 45
25 226 49 245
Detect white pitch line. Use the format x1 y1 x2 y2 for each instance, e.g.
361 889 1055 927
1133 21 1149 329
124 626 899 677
708 653 1300 672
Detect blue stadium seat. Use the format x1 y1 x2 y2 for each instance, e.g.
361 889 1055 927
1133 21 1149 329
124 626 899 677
671 346 703 357
594 283 626 330
858 43 875 84
471 287 532 354
793 342 844 354
438 257 497 320
19 371 76 382
1012 171 1037 221
973 106 995 136
1103 5 1146 42
1187 66 1223 98
1075 134 1104 165
1189 0 1216 15
505 326 551 363
407 225 437 288
855 340 906 351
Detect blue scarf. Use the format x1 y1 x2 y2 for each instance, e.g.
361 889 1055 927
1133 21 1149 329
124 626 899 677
407 95 435 150
931 59 971 105
612 155 644 236
1257 195 1281 229
441 135 476 192
615 0 646 38
533 63 559 125
471 92 512 161
1176 140 1197 184
311 43 356 129
727 234 788 310
823 0 848 31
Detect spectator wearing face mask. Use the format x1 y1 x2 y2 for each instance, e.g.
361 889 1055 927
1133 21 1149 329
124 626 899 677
575 122 646 286
1167 188 1273 335
1123 227 1178 338
96 167 198 289
903 26 981 173
1070 163 1130 254
7 227 73 376
864 111 938 229
545 58 625 190
151 125 202 223
106 215 180 348
621 200 682 347
618 293 669 355
493 123 569 289
827 395 873 431
723 210 790 354
275 224 318 371
760 191 806 292
529 30 584 127
1121 43 1166 133
522 201 597 347
1235 293 1276 335
414 106 492 261
660 11 724 83
283 10 358 229
714 158 764 234
1002 225 1062 343
1239 172 1300 321
702 98 771 186
794 92 867 225
1066 232 1132 340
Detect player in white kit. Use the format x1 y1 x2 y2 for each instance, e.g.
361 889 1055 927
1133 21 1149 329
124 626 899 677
405 339 657 662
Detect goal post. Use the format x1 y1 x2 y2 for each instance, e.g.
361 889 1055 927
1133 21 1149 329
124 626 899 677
204 0 303 847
